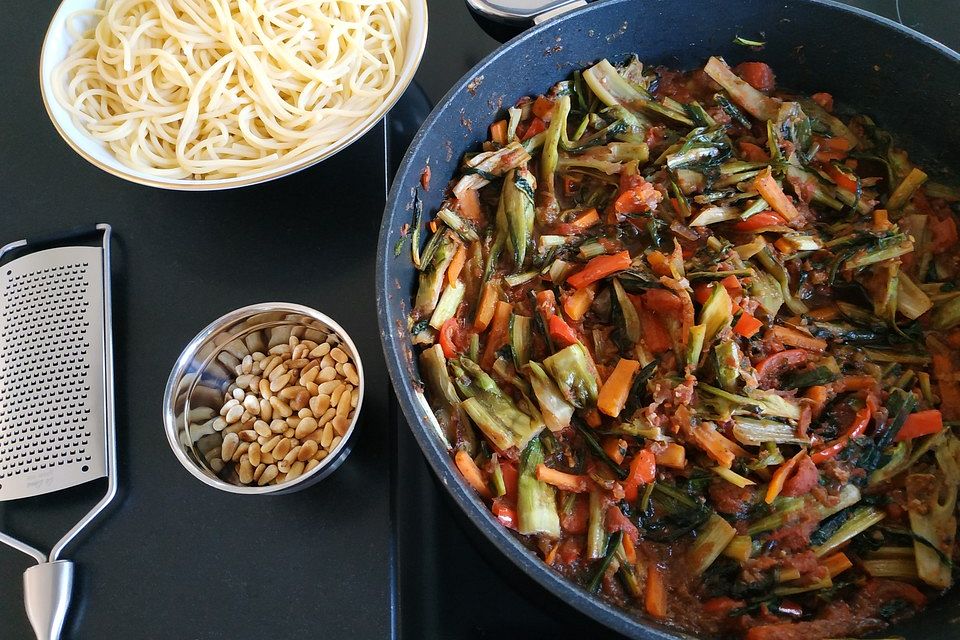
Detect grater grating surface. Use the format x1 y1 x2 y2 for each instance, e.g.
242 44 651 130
0 246 107 501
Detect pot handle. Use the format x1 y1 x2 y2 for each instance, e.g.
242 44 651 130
465 0 588 42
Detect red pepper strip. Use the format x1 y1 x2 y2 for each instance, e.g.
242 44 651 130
895 409 944 442
566 251 632 289
811 406 871 464
548 314 579 348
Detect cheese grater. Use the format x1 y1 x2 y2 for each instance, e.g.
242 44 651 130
0 225 117 640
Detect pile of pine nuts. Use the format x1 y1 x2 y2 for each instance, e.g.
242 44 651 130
206 329 360 487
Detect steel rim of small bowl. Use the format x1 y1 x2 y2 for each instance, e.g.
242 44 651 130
37 0 429 191
163 302 364 494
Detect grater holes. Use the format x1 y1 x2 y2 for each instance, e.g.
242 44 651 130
0 259 97 482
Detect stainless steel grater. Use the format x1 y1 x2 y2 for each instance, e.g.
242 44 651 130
0 225 117 640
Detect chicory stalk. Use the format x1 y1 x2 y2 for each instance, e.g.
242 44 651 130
517 438 561 538
523 362 575 432
543 343 600 408
907 435 959 588
419 345 475 454
495 165 537 271
414 232 457 315
541 95 571 198
453 357 542 451
453 141 531 197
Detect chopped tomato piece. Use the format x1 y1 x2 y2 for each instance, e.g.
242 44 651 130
733 61 775 92
739 141 769 162
734 211 786 232
811 92 834 112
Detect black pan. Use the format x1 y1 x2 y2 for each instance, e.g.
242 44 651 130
376 1 960 637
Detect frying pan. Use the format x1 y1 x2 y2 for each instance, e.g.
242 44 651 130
376 1 960 637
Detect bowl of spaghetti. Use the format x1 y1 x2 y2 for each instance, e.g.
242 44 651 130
39 0 427 190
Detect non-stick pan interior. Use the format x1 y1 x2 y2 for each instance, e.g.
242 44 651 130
378 1 960 637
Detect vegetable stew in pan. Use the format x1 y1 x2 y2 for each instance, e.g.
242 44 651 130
408 53 959 640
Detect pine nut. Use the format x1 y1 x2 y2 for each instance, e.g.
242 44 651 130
259 378 273 399
249 442 262 467
262 435 281 453
239 459 254 484
270 372 292 392
243 394 260 415
288 358 310 370
236 373 254 388
309 343 330 358
318 407 336 427
261 451 276 465
253 463 266 482
233 442 250 462
317 380 340 395
225 404 244 424
239 429 258 442
270 419 287 434
232 387 245 401
300 367 319 385
296 437 318 459
274 438 293 460
331 383 346 407
210 457 224 473
298 408 313 419
314 449 329 462
336 396 351 418
320 355 335 369
212 417 227 432
295 417 318 439
284 428 296 439
320 423 334 449
343 362 360 386
254 422 272 438
259 398 273 421
258 464 278 485
332 415 351 436
305 459 321 472
283 446 301 467
318 366 337 382
309 394 330 416
278 386 302 400
290 389 309 411
286 461 305 481
329 435 342 451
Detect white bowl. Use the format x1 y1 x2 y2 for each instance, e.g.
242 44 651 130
39 0 428 191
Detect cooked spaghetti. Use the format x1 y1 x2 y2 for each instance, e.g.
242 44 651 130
53 0 409 179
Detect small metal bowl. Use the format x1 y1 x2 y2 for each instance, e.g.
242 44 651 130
162 303 363 494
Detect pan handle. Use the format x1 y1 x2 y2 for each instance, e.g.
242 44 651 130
465 0 588 42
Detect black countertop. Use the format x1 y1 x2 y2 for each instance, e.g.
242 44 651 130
1 1 957 639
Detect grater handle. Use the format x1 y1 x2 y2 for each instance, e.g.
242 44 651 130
23 560 74 640
24 225 103 251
